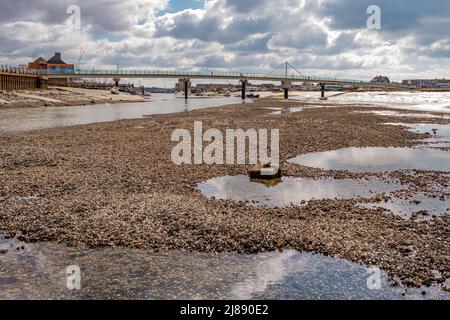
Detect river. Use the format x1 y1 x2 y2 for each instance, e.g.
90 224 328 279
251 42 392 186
0 94 246 132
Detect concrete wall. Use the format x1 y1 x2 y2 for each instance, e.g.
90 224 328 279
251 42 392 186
0 73 48 90
48 78 69 87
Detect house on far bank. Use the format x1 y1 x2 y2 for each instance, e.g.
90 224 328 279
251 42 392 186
28 52 75 72
402 78 450 89
371 75 391 84
28 57 48 70
46 52 75 72
28 52 75 86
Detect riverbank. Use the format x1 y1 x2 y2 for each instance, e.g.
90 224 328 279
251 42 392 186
0 87 145 109
0 98 449 288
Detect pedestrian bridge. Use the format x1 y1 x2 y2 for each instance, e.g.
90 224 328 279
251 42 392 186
42 64 411 99
43 68 407 89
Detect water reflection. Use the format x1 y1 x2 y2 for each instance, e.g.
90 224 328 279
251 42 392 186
385 123 450 138
356 110 450 120
360 193 449 220
197 176 406 208
271 107 303 115
0 236 448 300
0 94 246 132
289 147 450 172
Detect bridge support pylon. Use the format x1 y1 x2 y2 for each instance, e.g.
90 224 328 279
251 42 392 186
281 81 291 100
113 77 120 87
178 78 191 99
240 79 247 100
319 83 327 100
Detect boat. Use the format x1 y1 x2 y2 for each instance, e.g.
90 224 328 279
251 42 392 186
248 163 281 180
143 91 152 98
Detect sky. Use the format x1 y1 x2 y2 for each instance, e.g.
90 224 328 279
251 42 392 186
1 0 449 85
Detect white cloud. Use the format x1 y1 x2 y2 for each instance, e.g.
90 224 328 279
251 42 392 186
0 0 449 82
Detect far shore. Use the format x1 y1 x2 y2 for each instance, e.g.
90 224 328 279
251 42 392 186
0 86 146 109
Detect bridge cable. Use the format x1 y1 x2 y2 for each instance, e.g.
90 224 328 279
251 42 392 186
286 62 307 78
264 62 288 78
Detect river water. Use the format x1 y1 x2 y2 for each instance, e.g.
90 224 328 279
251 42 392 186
0 94 245 132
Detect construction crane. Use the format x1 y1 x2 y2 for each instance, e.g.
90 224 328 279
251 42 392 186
76 48 85 71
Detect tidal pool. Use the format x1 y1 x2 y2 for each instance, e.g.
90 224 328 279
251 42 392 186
197 176 406 208
387 123 450 138
384 123 450 148
0 236 448 300
356 110 450 120
360 193 449 220
288 147 450 172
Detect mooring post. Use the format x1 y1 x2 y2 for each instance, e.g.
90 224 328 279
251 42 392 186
320 84 325 98
284 88 289 99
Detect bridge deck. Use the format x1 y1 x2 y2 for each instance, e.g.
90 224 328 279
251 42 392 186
42 70 409 89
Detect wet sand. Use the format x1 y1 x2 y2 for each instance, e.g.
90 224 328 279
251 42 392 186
0 99 449 288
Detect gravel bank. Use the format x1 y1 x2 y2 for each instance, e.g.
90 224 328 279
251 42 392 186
0 99 449 288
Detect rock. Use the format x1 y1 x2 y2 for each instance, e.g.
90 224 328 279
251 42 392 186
0 249 8 254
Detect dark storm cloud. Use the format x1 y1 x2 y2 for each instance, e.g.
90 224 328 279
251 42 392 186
320 0 450 30
155 11 271 44
223 0 267 13
224 34 272 53
0 0 162 34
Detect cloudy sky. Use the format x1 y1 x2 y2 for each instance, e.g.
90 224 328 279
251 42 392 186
1 0 449 83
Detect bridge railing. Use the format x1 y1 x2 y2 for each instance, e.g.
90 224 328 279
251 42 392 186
40 69 413 88
0 65 40 75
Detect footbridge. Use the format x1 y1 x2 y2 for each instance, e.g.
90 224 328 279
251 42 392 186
42 62 410 99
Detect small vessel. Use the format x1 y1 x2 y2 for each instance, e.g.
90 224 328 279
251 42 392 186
110 87 119 95
143 91 152 98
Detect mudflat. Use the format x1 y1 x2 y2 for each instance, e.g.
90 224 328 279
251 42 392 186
0 99 449 288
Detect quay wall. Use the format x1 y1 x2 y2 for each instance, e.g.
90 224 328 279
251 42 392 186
0 72 48 90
